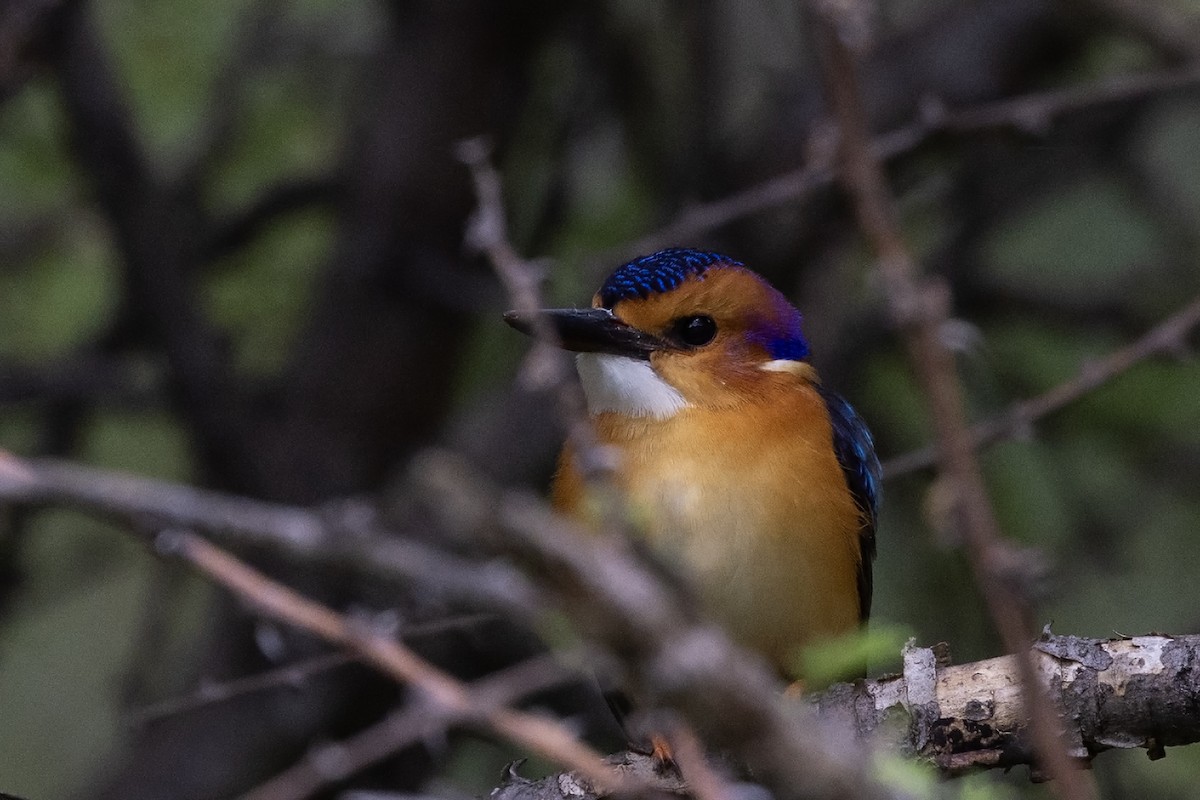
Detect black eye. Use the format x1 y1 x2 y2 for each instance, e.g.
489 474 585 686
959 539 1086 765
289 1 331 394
674 314 717 347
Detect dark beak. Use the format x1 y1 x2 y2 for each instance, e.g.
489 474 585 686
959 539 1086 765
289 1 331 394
503 307 668 359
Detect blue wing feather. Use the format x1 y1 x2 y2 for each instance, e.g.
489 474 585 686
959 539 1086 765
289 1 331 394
816 386 880 623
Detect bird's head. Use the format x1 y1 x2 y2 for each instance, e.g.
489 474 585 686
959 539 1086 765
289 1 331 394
505 248 814 418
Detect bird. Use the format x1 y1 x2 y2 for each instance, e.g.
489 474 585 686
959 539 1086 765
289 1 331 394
504 247 880 677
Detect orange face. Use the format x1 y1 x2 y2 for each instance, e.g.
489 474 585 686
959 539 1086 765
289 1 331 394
596 267 813 409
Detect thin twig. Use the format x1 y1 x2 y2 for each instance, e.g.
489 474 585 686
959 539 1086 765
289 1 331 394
457 137 571 392
813 9 1098 799
245 704 435 800
456 139 617 501
162 531 629 793
242 654 579 800
128 652 356 728
593 66 1200 273
885 294 1200 477
127 613 495 727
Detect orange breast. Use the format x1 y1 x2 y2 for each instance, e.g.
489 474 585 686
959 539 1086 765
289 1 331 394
553 379 864 675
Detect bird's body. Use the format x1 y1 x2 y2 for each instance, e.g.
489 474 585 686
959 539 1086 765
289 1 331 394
506 248 879 676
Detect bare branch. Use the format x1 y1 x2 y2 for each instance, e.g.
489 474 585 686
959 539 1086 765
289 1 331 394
457 137 570 393
4 448 1199 792
0 447 896 800
412 454 897 800
511 632 1200 797
814 633 1200 771
595 66 1200 271
51 3 264 489
204 178 337 259
127 652 356 729
455 139 618 501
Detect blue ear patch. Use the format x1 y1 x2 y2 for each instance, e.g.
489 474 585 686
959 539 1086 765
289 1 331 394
758 334 809 361
599 248 742 307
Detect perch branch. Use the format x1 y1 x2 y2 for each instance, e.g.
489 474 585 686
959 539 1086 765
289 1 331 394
815 633 1200 771
500 632 1200 800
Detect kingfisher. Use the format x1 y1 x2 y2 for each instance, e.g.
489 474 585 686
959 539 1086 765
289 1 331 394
505 248 880 676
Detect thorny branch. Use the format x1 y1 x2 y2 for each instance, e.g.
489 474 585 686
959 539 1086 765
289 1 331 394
813 8 1098 800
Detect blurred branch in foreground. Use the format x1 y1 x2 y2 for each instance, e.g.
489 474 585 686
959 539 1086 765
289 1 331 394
163 532 622 798
0 448 894 800
2 449 1199 798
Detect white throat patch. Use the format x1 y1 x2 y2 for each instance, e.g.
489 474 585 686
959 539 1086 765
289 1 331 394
575 353 688 419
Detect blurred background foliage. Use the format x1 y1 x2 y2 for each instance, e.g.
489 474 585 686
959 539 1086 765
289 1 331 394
1 0 1199 798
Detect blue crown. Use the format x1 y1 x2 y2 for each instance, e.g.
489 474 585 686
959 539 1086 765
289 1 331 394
598 248 742 307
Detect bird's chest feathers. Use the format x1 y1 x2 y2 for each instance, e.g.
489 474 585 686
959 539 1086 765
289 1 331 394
588 396 863 662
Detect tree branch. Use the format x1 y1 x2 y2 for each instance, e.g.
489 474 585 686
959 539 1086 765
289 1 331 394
593 66 1200 273
813 8 1097 798
164 531 628 794
241 653 584 800
204 178 337 259
0 449 550 621
884 294 1200 477
496 632 1200 800
50 2 264 490
816 632 1200 770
